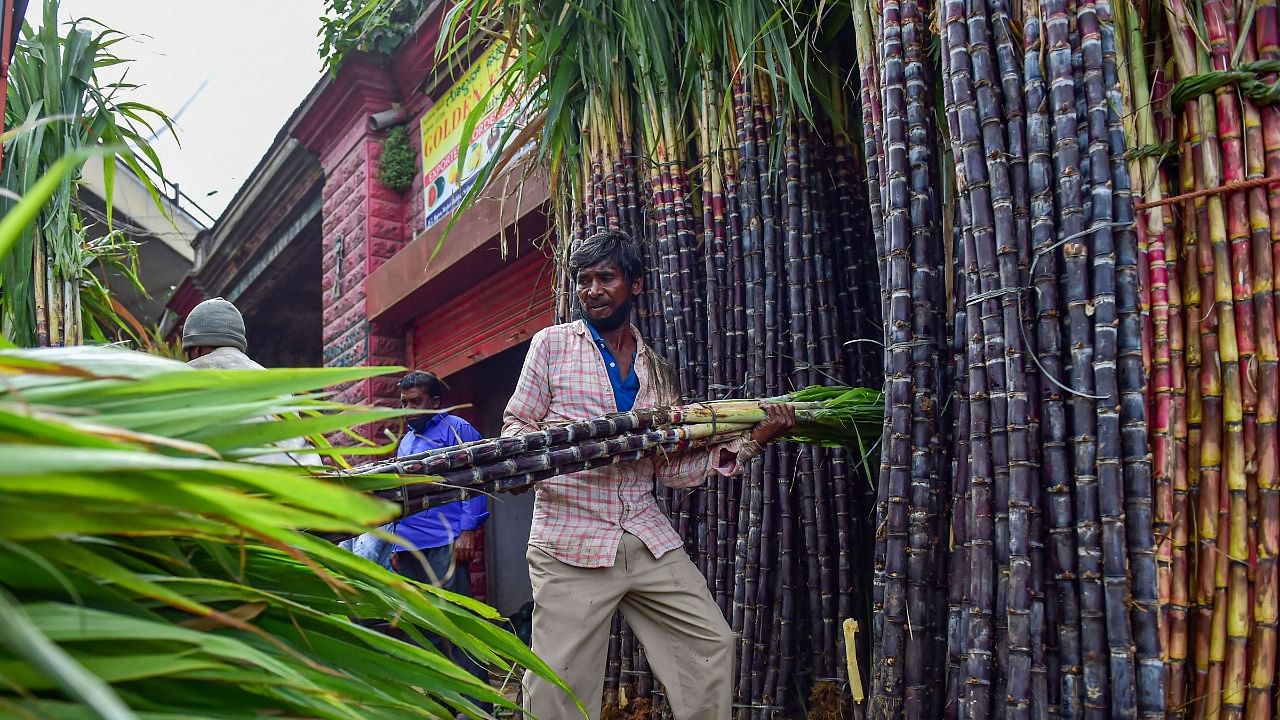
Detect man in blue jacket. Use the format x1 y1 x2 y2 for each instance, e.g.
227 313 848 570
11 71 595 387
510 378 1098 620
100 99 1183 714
390 370 488 586
391 371 492 715
339 370 488 576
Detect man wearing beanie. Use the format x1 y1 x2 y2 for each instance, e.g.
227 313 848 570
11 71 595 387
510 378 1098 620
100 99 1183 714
183 297 256 369
182 297 314 465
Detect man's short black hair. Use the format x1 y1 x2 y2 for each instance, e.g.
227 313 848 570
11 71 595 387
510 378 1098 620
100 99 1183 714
398 370 447 398
569 230 644 283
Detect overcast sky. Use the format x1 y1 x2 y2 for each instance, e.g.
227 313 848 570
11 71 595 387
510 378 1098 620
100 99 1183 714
26 0 328 223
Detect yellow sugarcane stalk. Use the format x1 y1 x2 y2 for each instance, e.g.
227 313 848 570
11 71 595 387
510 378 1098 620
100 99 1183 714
843 618 864 704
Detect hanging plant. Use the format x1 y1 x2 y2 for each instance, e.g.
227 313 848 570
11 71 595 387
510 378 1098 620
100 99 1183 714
376 126 415 191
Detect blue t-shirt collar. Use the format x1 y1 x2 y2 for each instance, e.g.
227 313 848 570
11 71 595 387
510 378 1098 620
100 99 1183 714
408 410 450 438
585 321 640 412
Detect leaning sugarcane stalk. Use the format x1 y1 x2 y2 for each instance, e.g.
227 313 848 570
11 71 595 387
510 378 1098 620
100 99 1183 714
871 0 915 713
1247 6 1280 720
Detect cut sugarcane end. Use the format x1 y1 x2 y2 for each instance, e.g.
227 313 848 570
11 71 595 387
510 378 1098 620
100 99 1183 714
844 618 864 703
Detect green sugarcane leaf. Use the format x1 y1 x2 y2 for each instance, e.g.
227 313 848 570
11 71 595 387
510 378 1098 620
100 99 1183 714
190 408 411 451
34 541 216 619
0 652 222 691
253 613 501 702
12 367 397 410
0 591 137 720
0 446 394 525
22 602 316 688
0 500 236 541
0 153 84 265
0 698 226 720
0 407 129 449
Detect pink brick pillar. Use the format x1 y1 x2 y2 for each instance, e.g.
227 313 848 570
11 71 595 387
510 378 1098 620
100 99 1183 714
320 135 410 410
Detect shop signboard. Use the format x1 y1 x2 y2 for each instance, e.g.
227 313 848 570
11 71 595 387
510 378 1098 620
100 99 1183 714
420 42 528 230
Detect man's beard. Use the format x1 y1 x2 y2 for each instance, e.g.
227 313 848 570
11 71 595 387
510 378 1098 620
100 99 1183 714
582 295 633 332
406 414 431 433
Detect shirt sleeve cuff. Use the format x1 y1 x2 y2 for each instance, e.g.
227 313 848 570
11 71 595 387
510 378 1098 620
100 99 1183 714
714 432 760 477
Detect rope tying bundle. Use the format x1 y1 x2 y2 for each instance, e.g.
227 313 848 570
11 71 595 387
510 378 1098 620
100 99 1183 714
1133 174 1280 210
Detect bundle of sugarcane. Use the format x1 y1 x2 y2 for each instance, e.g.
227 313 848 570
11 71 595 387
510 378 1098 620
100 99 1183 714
1114 0 1280 716
343 388 883 520
428 0 1280 716
847 0 1168 716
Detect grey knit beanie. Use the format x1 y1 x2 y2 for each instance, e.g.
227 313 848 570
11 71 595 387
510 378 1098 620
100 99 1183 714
183 297 247 352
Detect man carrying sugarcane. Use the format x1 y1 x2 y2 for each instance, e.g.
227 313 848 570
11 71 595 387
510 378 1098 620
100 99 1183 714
503 230 795 720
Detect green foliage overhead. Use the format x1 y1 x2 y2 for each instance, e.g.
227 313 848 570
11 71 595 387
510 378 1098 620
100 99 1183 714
318 0 429 75
427 0 857 245
377 125 416 191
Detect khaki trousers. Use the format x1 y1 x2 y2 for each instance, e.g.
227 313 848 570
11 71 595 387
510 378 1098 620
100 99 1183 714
521 533 736 720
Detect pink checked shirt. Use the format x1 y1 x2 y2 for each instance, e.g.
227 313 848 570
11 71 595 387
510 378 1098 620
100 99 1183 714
502 320 748 567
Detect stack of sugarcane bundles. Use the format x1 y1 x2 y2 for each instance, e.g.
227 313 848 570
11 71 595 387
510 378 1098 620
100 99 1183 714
438 0 887 713
342 387 883 519
427 0 1280 715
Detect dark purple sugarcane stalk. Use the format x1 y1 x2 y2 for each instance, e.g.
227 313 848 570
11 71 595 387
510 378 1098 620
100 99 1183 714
648 122 680 373
751 446 777 707
730 71 759 720
1061 0 1111 712
776 444 796 696
349 407 683 476
757 98 780 407
328 441 710 544
943 0 1000 715
732 464 754 720
797 122 824 388
717 447 733 614
969 0 1038 714
854 0 888 340
1095 1 1162 715
801 124 840 384
678 167 709 401
1020 2 1060 715
870 0 914 713
960 0 1019 712
728 78 749 394
897 0 946 712
940 8 969 718
737 456 763 706
784 121 828 682
605 613 621 707
1078 1 1139 716
763 559 785 720
738 77 767 404
619 617 634 703
1033 0 1087 713
371 428 727 514
962 206 998 720
590 150 607 232
703 86 724 400
813 448 838 680
659 121 699 396
832 139 867 382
